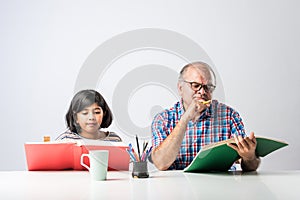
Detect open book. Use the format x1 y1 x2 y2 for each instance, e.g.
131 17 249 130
24 140 130 171
183 136 288 173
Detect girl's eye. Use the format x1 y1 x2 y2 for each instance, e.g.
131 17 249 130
81 112 88 115
95 111 101 114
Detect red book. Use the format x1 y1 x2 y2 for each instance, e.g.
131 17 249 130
24 140 130 171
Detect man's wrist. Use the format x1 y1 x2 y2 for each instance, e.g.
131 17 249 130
242 155 258 162
241 156 260 171
180 114 190 124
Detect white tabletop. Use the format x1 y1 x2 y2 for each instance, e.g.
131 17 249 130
0 170 299 200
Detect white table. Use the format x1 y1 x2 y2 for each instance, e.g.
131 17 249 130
0 170 299 200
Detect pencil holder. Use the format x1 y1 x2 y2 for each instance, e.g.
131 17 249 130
132 161 149 178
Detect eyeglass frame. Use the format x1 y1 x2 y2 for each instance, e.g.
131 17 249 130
181 80 216 93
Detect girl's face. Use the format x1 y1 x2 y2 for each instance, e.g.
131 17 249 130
76 103 103 139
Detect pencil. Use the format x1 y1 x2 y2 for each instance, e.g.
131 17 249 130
202 100 211 105
136 135 141 161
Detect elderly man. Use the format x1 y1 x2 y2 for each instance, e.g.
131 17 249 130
151 61 260 171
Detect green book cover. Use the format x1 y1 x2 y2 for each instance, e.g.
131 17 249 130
183 136 288 173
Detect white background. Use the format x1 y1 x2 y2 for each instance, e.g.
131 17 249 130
0 0 299 170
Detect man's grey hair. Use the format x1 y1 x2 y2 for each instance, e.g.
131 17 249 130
178 61 216 86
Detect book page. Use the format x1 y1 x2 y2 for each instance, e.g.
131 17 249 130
25 141 76 144
202 138 235 150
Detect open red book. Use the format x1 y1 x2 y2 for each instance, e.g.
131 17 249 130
24 140 130 171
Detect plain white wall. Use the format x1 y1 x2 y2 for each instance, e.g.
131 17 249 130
0 0 299 170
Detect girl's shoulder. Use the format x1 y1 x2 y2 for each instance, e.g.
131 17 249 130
55 130 81 141
104 131 122 142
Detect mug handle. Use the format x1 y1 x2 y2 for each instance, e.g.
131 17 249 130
80 154 90 171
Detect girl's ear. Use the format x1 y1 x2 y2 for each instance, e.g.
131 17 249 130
73 113 78 124
73 114 81 133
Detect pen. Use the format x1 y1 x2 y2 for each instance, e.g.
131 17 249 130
126 148 137 162
143 141 148 153
141 149 148 161
148 146 152 153
136 135 141 161
145 146 152 160
141 141 148 161
129 143 139 161
142 141 145 152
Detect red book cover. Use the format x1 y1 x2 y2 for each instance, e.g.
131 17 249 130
25 141 130 171
24 142 75 170
73 145 130 171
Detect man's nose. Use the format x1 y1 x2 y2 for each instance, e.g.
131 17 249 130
196 86 206 94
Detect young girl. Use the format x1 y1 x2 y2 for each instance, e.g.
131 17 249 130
56 89 121 142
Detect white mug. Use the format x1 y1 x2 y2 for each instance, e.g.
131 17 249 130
81 150 109 181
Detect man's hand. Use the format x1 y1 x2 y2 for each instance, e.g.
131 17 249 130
228 131 257 160
227 131 260 171
184 98 211 122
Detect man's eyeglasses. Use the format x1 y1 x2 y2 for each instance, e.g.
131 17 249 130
182 80 216 93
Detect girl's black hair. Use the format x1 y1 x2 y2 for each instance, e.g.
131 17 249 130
65 89 113 133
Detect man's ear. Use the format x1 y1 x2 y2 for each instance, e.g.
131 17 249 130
177 82 183 97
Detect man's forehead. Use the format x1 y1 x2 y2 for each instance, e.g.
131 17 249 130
183 66 209 80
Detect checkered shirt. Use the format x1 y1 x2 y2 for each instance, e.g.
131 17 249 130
151 99 246 170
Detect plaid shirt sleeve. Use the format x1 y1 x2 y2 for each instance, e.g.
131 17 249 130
151 111 172 149
230 110 246 137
